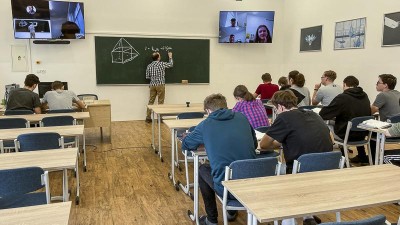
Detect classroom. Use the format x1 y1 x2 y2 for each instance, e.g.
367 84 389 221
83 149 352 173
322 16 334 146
1 0 400 224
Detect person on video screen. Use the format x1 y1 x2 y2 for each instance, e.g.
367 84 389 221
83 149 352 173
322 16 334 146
230 18 236 27
254 25 272 43
60 21 80 39
28 22 36 38
26 6 36 15
229 34 235 43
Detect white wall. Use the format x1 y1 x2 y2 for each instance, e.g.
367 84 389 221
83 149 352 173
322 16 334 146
0 0 285 121
282 0 400 101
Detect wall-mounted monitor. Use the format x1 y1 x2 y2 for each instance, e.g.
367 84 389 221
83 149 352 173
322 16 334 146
219 11 275 43
38 81 68 98
11 0 85 39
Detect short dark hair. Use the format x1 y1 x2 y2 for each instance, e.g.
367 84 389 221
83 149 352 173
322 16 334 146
233 85 255 101
343 75 359 88
261 73 272 82
288 70 299 79
24 74 40 87
204 93 228 112
278 76 288 86
51 81 64 90
324 70 337 81
291 73 306 87
379 74 397 90
61 21 80 35
271 90 297 109
152 52 160 61
231 18 236 22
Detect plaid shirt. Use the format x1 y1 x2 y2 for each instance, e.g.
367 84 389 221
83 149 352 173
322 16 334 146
232 99 269 129
145 59 173 86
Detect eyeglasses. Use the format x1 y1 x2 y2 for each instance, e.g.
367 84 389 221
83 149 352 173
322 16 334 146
321 76 326 79
376 81 384 85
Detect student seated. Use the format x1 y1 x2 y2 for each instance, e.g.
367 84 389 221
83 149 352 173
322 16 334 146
312 70 342 106
232 85 269 129
182 93 257 225
6 74 41 114
42 80 85 110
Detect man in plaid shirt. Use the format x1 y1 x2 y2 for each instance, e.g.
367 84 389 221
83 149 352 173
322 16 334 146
145 51 173 122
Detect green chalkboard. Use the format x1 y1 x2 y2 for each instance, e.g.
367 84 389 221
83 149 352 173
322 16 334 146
95 36 210 85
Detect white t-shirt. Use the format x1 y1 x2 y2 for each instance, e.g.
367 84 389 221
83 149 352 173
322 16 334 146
42 90 80 110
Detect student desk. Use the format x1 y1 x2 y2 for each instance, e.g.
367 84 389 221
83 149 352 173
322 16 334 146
0 111 90 122
83 100 111 140
147 103 204 162
0 125 87 172
163 118 205 194
0 201 71 225
223 164 400 225
0 148 79 204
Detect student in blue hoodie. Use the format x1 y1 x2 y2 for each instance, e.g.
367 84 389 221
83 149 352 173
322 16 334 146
182 93 257 225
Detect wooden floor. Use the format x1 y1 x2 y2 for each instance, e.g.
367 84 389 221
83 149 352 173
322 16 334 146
59 121 400 225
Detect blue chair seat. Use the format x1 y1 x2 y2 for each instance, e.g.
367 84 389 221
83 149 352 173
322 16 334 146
226 199 243 208
0 192 47 209
3 140 15 148
384 137 400 143
334 137 369 146
64 137 76 144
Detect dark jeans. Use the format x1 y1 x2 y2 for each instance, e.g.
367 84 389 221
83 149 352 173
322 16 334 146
198 164 237 223
199 164 219 223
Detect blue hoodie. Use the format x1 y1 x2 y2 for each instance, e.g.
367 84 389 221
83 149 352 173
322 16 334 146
182 108 257 195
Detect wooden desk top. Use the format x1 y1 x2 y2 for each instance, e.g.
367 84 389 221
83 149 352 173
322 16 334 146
223 164 400 223
0 148 77 171
151 105 204 115
84 99 111 106
147 103 203 110
163 118 205 129
0 112 90 122
0 201 71 225
0 125 84 140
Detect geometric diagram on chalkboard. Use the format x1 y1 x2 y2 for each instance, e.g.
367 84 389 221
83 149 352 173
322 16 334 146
111 38 139 64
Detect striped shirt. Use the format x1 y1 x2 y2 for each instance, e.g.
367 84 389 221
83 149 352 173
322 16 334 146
145 59 173 86
232 99 270 129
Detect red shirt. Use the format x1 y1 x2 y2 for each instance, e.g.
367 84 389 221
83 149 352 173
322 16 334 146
255 83 279 100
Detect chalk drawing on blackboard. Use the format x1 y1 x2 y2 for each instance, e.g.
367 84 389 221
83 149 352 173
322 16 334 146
144 46 173 52
111 38 139 64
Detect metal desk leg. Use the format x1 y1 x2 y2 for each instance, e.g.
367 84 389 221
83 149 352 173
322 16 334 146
168 129 179 191
375 132 381 165
379 134 386 165
63 169 69 201
75 155 80 205
151 110 156 150
252 214 257 225
82 132 87 171
158 114 163 162
0 140 3 153
188 154 199 224
247 211 253 225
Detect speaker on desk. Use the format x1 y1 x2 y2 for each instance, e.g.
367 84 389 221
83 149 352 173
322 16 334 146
33 40 70 44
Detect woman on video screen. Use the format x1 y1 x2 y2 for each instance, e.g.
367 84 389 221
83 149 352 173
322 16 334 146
254 25 272 43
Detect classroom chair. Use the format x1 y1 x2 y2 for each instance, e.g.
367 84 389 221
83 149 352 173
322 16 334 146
0 167 50 209
77 94 98 101
320 215 386 225
333 116 374 168
40 116 77 147
380 115 400 165
217 157 281 225
15 132 64 152
292 151 345 223
4 109 34 115
48 109 76 113
0 118 29 153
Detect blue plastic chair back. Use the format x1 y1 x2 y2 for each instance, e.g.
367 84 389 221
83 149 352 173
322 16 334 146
42 116 74 127
320 215 386 225
48 109 75 113
0 167 44 198
296 152 342 173
230 157 278 180
350 116 374 132
17 132 61 151
0 118 28 129
4 110 34 115
177 112 204 120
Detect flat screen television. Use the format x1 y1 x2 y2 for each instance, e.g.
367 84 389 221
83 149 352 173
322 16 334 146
38 82 68 98
11 0 85 39
219 11 275 43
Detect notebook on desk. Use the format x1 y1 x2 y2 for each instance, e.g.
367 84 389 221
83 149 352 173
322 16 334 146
359 119 392 129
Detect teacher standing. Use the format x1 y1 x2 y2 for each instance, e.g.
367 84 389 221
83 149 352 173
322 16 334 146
145 51 173 123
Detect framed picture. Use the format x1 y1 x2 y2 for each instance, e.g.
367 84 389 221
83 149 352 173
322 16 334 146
300 25 323 52
334 17 366 50
382 11 400 46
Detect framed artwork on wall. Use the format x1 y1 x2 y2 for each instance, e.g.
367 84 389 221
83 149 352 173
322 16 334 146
382 11 400 47
334 17 366 50
300 25 322 52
